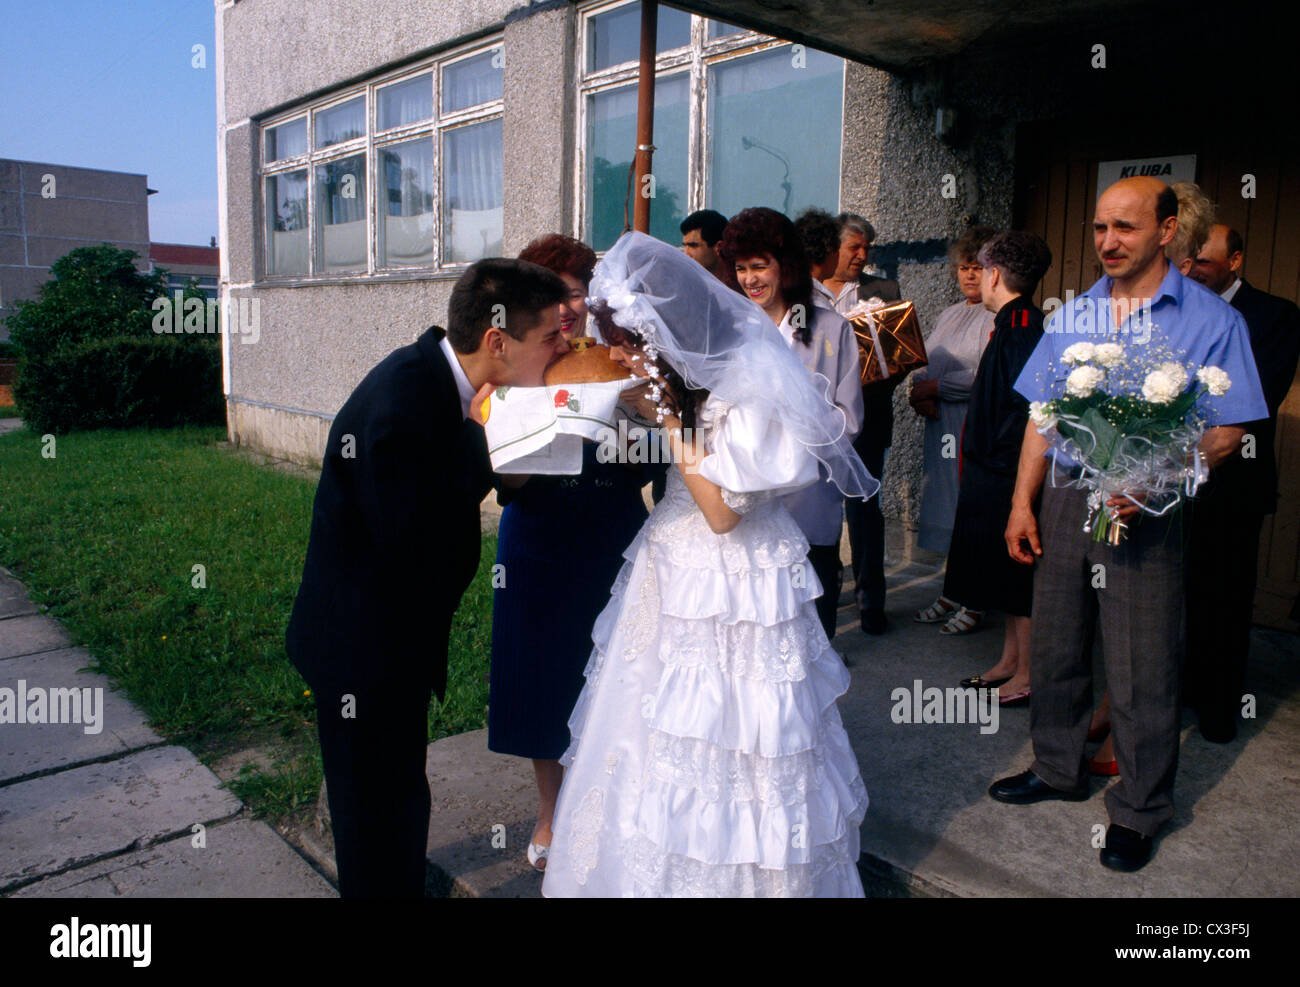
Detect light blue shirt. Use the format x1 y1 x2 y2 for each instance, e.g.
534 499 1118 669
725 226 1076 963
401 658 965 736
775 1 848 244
1015 264 1267 432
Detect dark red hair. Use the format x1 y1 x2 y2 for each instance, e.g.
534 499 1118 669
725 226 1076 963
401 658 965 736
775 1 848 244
518 233 597 287
717 207 815 345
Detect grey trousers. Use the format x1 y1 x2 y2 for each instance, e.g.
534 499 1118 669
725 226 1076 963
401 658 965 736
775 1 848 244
1028 481 1186 836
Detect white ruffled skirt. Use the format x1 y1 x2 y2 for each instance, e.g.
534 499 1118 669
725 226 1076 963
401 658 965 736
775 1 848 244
541 477 868 897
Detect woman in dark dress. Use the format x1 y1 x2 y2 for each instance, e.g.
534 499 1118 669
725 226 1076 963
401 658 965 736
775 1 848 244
488 234 649 871
943 232 1052 706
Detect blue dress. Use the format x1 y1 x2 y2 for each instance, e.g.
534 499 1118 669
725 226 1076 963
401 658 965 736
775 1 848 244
488 443 652 759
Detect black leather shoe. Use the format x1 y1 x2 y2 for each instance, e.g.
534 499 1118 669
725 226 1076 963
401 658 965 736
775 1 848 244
988 770 1089 804
860 608 887 635
1197 709 1237 744
1099 824 1152 872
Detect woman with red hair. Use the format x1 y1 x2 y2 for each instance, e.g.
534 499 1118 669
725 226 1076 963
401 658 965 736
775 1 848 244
718 208 864 642
488 233 650 872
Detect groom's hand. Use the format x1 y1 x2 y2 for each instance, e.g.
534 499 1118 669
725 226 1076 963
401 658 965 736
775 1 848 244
470 382 496 425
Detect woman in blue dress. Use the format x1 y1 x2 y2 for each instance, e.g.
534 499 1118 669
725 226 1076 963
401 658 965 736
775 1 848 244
489 234 651 871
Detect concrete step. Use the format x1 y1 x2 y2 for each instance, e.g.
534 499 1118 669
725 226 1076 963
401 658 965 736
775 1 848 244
0 745 242 894
0 647 161 782
12 818 334 898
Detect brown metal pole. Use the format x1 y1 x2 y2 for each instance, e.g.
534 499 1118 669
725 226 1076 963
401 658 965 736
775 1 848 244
632 0 657 234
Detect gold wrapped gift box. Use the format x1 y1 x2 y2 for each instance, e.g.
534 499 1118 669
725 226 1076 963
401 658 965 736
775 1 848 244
849 300 928 385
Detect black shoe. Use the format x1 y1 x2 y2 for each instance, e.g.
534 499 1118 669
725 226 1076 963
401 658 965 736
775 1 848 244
988 770 1089 805
1099 824 1153 872
959 674 1011 689
860 608 887 635
1197 710 1238 744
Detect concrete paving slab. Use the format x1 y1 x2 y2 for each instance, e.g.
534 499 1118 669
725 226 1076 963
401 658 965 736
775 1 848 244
424 728 542 898
0 613 71 660
12 819 335 898
0 745 242 892
847 559 1300 898
0 569 39 619
0 647 160 782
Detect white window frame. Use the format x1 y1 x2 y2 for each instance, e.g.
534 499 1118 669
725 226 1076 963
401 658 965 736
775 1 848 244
574 0 843 248
258 37 504 283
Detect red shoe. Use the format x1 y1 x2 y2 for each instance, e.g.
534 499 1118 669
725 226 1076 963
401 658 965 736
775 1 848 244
1088 756 1119 776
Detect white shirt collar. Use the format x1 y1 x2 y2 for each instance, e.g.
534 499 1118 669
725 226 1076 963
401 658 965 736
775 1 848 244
1220 277 1243 303
830 280 860 316
439 335 476 419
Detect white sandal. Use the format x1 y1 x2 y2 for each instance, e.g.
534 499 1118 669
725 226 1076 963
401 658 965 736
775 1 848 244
939 605 984 635
913 595 959 623
527 842 550 871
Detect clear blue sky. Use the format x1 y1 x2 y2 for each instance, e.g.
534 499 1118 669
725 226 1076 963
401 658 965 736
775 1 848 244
0 0 218 245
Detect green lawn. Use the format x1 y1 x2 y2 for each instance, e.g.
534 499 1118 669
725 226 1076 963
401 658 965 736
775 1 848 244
0 425 496 816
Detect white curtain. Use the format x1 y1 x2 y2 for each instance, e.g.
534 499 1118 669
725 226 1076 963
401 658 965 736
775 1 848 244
443 119 503 262
317 155 366 271
379 74 433 129
443 51 502 113
381 139 434 266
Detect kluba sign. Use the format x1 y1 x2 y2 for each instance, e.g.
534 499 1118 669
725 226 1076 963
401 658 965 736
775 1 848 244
1096 154 1196 199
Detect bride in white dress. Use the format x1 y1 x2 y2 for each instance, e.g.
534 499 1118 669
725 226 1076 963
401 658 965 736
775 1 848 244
540 233 876 897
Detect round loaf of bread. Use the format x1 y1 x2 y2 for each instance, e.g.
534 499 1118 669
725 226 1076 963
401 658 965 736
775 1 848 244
544 338 630 385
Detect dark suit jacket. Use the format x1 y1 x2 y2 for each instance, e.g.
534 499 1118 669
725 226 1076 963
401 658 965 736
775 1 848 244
286 326 493 703
1202 280 1300 514
855 274 905 455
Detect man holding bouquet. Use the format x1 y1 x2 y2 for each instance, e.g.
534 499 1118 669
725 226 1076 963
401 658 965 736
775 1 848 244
989 176 1267 872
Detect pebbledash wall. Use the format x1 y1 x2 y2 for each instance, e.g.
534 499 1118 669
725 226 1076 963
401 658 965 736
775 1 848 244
216 0 1017 526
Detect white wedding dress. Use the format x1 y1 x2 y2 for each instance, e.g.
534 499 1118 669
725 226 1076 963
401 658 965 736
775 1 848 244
541 397 869 897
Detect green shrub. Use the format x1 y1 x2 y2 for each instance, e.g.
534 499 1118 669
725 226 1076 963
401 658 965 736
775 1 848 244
7 243 219 432
17 335 224 433
0 341 18 361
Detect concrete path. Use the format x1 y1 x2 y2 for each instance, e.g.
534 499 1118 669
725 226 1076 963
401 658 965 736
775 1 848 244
412 526 1300 897
0 566 334 898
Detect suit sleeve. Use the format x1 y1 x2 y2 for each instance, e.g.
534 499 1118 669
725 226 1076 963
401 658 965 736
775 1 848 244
1253 298 1300 417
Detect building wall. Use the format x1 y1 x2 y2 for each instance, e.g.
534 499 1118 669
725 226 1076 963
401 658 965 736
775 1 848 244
0 159 151 341
218 0 573 463
839 65 1016 529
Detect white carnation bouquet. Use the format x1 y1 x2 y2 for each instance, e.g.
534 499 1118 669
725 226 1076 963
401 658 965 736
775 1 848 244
1030 341 1230 544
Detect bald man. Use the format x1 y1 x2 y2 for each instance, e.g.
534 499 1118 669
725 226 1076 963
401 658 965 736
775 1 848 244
989 178 1267 872
1185 225 1300 741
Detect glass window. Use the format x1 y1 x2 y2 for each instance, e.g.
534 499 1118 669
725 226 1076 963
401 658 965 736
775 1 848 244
587 2 692 72
443 119 503 264
315 155 367 272
314 97 365 148
265 118 307 162
585 73 689 252
442 50 503 113
265 170 308 275
706 45 843 220
378 73 433 130
708 19 745 40
379 138 435 268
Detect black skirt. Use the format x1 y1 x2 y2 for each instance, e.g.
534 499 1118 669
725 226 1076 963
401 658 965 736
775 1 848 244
942 459 1033 616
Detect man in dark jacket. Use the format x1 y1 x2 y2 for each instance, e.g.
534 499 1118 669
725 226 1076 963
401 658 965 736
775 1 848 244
822 213 904 634
287 259 568 896
1187 225 1300 741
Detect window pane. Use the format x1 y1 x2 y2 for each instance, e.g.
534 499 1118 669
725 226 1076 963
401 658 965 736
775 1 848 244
443 119 503 264
265 118 306 162
378 73 433 129
708 19 745 39
706 46 843 220
442 49 503 113
587 2 692 73
585 73 689 252
314 96 365 148
379 138 434 268
315 155 367 272
265 170 308 275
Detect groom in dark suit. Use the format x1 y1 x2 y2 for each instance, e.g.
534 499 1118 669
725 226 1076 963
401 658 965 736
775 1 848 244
287 258 569 897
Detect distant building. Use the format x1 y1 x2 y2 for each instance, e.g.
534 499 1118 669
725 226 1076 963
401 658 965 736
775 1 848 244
150 242 220 299
0 158 152 341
